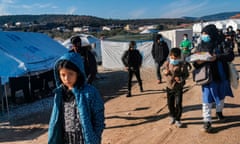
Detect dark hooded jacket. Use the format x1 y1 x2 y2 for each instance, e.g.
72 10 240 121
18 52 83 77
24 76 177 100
151 35 169 63
194 24 235 82
48 52 105 144
69 47 97 84
122 48 142 69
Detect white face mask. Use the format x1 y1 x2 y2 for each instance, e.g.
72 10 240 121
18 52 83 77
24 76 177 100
169 58 180 65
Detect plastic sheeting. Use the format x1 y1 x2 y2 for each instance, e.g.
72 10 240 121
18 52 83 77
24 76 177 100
101 40 155 69
0 31 68 83
159 29 193 48
101 29 193 70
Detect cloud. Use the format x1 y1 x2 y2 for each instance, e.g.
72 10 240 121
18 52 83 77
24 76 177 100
0 0 16 15
2 0 15 4
129 9 147 19
160 0 208 18
10 3 58 14
67 7 77 15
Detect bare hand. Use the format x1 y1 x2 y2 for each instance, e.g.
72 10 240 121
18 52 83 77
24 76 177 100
209 55 216 62
163 69 169 75
196 60 205 64
174 76 181 83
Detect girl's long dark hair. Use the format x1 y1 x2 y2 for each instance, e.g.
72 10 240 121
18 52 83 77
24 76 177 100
57 60 85 88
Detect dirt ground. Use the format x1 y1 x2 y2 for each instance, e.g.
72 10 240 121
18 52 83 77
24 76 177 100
1 55 240 144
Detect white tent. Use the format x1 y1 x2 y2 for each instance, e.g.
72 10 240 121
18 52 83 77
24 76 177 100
0 31 68 83
226 19 240 31
140 29 159 34
192 22 204 34
62 34 102 63
215 20 228 30
193 19 240 34
101 40 154 69
101 29 193 70
159 29 193 48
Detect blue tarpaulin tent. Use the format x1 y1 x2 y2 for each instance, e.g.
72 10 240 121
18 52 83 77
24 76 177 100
0 31 68 83
0 31 68 114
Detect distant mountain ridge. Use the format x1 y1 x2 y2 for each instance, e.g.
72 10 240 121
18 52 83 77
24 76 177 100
182 11 240 21
0 11 239 28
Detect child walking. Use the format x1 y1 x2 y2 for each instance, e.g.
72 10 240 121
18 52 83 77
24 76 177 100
48 52 105 144
162 48 189 128
122 41 143 97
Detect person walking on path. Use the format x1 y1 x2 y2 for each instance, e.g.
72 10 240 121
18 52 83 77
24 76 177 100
162 47 189 128
151 34 169 84
48 52 105 144
193 24 234 133
122 41 143 97
69 36 97 84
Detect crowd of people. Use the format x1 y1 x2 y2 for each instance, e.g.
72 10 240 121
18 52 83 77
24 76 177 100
47 24 238 143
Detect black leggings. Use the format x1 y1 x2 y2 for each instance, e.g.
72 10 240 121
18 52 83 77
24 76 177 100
167 87 183 121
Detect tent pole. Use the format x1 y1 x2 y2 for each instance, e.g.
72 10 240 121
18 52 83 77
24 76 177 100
4 83 9 119
28 72 32 102
0 77 3 115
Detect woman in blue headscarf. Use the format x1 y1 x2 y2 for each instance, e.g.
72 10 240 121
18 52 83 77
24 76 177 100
193 24 234 133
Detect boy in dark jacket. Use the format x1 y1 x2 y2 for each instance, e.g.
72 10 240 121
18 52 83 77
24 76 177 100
151 34 169 84
122 41 143 97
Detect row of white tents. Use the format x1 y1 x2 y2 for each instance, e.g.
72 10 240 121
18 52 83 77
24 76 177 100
0 29 192 77
2 19 239 85
193 18 240 34
0 29 193 109
3 19 238 114
101 28 192 69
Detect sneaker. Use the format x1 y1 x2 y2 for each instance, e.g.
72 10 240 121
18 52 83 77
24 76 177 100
202 122 212 133
126 92 131 97
169 117 175 125
216 112 225 121
175 120 182 128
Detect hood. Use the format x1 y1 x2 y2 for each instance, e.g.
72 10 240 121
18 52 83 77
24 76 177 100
54 52 86 87
201 24 219 42
153 34 162 42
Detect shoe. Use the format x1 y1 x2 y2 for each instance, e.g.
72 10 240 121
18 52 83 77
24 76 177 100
169 117 175 125
216 112 225 121
202 122 212 133
140 87 143 92
157 80 162 84
175 120 182 128
126 92 131 97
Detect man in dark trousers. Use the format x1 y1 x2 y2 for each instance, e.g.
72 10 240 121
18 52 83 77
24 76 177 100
122 41 143 97
69 36 97 84
151 34 169 84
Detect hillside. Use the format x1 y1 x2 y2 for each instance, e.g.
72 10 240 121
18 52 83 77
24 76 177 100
0 14 193 27
1 11 239 27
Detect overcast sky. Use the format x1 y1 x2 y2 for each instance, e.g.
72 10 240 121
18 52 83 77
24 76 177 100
0 0 239 19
